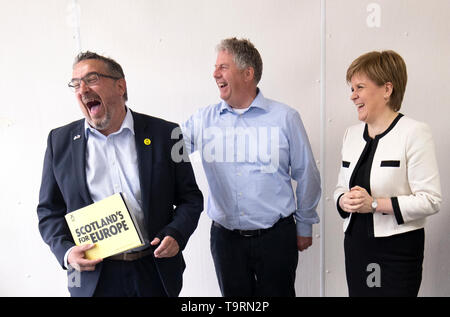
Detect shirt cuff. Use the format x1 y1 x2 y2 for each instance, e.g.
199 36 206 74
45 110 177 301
64 246 76 269
296 222 313 237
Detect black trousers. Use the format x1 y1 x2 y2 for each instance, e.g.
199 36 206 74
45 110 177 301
210 216 298 297
93 254 168 297
344 214 424 297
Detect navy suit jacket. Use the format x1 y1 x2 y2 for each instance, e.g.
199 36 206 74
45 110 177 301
37 110 203 297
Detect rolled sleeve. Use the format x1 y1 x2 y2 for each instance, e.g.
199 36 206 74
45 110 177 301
288 111 321 237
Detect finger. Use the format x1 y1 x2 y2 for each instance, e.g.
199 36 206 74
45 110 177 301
76 261 101 273
346 204 364 212
341 197 353 206
69 263 81 272
72 244 96 259
155 237 179 258
70 258 101 272
349 197 365 205
79 243 96 252
344 192 362 201
301 245 310 251
340 201 353 213
151 237 161 246
298 243 310 252
343 204 359 213
79 258 102 266
68 244 96 269
342 192 353 199
154 237 171 257
348 190 365 198
155 248 169 258
346 201 364 208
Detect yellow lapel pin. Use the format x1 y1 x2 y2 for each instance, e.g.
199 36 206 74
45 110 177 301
144 138 151 146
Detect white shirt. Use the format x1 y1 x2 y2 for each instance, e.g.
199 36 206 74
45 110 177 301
64 108 148 267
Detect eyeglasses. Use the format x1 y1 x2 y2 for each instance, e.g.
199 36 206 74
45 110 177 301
68 72 122 91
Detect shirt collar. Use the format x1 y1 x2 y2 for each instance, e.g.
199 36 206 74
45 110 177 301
84 106 135 138
219 88 268 115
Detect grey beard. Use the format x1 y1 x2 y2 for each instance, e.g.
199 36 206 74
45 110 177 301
89 111 111 131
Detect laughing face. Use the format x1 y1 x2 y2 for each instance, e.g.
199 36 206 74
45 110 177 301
72 59 126 136
349 73 391 124
213 50 254 109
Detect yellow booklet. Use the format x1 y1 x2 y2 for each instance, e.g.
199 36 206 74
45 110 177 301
65 193 145 260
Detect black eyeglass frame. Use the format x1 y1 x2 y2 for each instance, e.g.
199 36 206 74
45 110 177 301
68 72 122 90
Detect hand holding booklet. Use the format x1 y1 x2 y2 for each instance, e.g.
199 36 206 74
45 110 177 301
65 193 145 260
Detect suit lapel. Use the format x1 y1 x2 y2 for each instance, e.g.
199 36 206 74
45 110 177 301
71 122 93 205
132 111 153 221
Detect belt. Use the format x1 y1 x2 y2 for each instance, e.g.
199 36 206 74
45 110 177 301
213 215 293 237
108 248 153 261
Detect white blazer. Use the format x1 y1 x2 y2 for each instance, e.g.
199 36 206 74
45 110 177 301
334 115 441 237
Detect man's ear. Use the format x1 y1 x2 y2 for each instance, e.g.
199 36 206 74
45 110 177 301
244 66 255 83
116 78 127 98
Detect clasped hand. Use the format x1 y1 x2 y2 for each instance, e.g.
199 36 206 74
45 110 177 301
339 186 373 214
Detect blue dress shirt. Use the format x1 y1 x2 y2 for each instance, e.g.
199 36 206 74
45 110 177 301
182 90 321 236
84 107 149 246
64 108 148 267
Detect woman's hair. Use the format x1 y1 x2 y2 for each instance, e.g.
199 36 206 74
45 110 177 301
346 50 407 111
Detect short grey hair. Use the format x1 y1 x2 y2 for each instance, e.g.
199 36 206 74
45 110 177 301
216 37 263 85
73 51 128 101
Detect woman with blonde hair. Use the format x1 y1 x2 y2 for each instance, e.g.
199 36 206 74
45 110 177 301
334 50 441 296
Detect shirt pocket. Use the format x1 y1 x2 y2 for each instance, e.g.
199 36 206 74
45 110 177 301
342 161 350 168
340 160 352 188
380 160 400 167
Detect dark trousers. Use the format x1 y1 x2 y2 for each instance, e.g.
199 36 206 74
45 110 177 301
93 254 168 297
210 216 298 297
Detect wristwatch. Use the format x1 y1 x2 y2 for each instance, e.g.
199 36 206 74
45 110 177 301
371 198 378 213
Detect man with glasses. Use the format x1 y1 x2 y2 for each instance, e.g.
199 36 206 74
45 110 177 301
37 51 203 297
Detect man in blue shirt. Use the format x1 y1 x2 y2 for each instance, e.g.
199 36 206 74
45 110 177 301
182 38 321 296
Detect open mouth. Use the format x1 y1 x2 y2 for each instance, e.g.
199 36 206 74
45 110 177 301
356 103 365 111
218 82 228 89
85 99 102 115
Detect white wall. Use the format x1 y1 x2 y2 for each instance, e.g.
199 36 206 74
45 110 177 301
0 0 448 296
